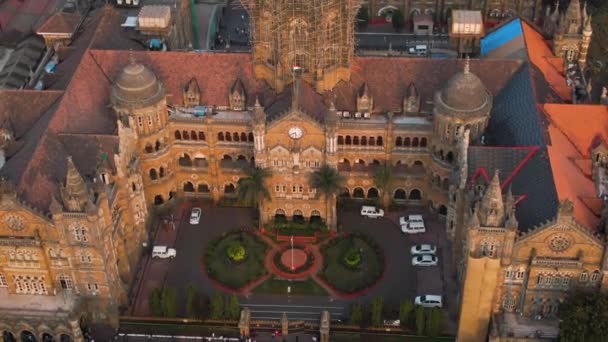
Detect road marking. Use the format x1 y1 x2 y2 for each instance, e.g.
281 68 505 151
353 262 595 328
242 304 343 309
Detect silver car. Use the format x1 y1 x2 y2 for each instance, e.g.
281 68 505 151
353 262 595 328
410 244 437 255
411 254 438 267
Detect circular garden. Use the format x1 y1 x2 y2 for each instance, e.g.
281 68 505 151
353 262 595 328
319 233 385 293
205 231 269 290
271 244 315 278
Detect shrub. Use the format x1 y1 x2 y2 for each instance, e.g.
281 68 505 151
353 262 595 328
392 10 404 32
350 303 364 326
371 297 384 326
185 285 201 319
210 292 224 319
399 299 414 329
343 247 362 269
226 294 241 320
148 288 163 317
415 306 426 336
426 307 442 337
226 241 247 262
161 287 179 318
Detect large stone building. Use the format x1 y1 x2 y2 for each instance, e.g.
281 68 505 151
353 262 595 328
0 2 602 342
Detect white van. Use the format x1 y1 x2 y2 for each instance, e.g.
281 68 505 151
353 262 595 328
408 45 428 56
360 206 384 218
399 214 424 226
152 246 176 259
415 295 443 308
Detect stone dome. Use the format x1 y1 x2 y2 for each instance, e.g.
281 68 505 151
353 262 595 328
111 61 165 108
439 66 489 111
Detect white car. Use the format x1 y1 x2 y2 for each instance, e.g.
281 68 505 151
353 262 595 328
152 246 177 259
412 254 438 267
410 244 437 255
415 295 443 308
189 207 202 225
360 206 384 218
399 214 424 226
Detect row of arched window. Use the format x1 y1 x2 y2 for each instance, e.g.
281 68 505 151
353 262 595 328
149 166 168 181
183 181 236 194
218 132 254 143
395 136 428 148
144 140 166 154
337 135 384 146
275 209 321 218
338 187 423 200
175 130 206 141
432 174 451 191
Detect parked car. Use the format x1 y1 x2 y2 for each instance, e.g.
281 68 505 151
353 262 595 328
410 244 437 255
415 295 443 308
190 207 202 224
399 214 424 226
400 214 426 234
412 254 438 266
152 246 177 259
360 205 384 218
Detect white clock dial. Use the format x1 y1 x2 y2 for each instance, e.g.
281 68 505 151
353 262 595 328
288 127 303 139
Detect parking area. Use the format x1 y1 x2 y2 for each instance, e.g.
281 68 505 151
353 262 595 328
131 204 456 332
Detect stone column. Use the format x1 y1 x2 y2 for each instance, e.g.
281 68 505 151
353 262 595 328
281 312 288 336
320 310 330 342
69 318 84 342
238 308 251 337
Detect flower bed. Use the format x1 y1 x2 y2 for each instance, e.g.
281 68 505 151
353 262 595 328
272 245 314 274
205 231 268 290
270 219 328 236
320 233 385 293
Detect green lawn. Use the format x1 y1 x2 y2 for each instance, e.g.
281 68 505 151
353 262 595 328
320 234 384 293
205 232 268 289
253 277 328 296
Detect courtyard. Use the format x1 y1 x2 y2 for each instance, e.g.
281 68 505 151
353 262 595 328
130 202 457 333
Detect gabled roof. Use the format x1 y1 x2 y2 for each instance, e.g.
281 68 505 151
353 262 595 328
36 12 81 35
521 21 571 102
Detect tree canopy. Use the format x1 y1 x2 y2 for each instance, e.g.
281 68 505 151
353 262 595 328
308 164 344 198
237 167 272 207
559 292 608 342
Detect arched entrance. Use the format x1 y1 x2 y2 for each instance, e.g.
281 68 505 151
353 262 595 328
60 335 72 342
21 331 37 342
339 187 350 198
275 209 286 222
438 205 448 215
353 187 365 198
292 209 304 223
154 195 164 205
42 333 55 342
367 187 379 198
378 5 398 21
3 331 16 342
394 189 406 199
409 189 422 200
310 210 322 223
183 181 195 192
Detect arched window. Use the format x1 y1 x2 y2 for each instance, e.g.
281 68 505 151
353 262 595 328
579 272 589 282
248 133 254 142
149 169 158 180
438 205 448 215
395 137 403 146
224 183 236 193
154 195 164 205
591 271 601 282
175 131 182 140
240 132 247 141
394 189 406 199
218 132 224 141
233 132 240 141
199 132 206 141
353 136 359 145
183 182 195 192
345 136 352 145
481 239 498 257
178 153 193 167
446 151 454 163
339 187 350 198
367 188 379 198
159 167 165 178
338 136 344 145
225 132 232 141
223 155 233 161
361 136 367 145
369 137 375 145
183 131 189 140
420 137 427 147
377 136 383 146
353 187 365 198
191 131 197 141
412 137 419 147
275 209 286 221
409 189 422 200
155 140 161 151
58 274 73 289
404 137 411 146
145 143 153 153
442 178 450 190
197 184 210 193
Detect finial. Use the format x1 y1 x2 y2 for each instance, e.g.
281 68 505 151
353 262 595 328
254 96 261 108
464 56 470 74
329 101 336 112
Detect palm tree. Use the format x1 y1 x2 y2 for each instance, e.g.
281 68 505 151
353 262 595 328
373 163 394 211
309 164 344 231
237 167 272 228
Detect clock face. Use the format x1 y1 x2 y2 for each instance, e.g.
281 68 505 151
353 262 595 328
288 126 303 139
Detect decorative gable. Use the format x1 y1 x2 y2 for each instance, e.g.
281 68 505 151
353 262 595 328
403 82 420 113
183 78 200 106
356 82 374 113
229 79 246 111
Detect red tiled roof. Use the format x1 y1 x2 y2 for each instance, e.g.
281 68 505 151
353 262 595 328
544 104 608 158
521 21 571 102
36 12 81 35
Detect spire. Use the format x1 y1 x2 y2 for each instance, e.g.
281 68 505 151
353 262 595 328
551 1 560 23
478 169 505 227
60 156 91 212
326 101 338 127
469 203 481 228
464 55 470 74
584 14 592 33
253 95 265 123
458 128 470 190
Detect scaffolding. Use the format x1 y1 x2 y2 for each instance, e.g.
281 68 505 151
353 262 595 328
239 0 361 91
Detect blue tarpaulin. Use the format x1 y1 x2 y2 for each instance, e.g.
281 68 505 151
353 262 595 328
481 18 523 56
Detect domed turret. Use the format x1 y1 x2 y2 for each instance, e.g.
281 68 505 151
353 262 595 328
436 60 491 113
111 60 165 108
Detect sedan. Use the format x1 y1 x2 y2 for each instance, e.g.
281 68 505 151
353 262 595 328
411 254 438 267
410 244 437 255
189 207 202 225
